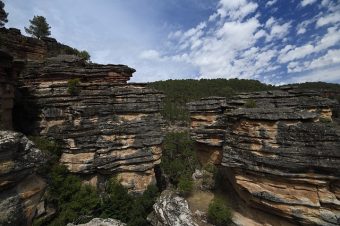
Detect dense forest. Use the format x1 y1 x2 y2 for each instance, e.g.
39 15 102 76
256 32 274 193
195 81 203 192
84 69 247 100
147 79 340 122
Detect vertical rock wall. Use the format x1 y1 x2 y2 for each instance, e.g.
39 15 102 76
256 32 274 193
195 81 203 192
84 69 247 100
17 56 164 193
0 50 24 130
188 89 340 225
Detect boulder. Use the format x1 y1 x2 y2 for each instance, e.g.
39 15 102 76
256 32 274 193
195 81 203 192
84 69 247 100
67 218 126 226
148 190 198 226
0 130 47 226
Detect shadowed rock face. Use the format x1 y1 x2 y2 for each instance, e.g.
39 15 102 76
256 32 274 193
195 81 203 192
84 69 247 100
188 89 340 225
0 50 24 130
0 131 47 226
16 56 164 193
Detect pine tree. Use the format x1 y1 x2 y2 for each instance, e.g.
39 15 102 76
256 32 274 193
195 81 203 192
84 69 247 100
25 15 51 39
0 0 8 27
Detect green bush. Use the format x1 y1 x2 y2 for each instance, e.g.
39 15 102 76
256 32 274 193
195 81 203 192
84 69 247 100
177 175 194 196
33 166 159 225
67 78 81 96
100 178 159 225
244 99 256 108
319 117 332 123
100 178 133 222
78 50 90 61
161 132 198 185
34 164 100 226
207 198 232 226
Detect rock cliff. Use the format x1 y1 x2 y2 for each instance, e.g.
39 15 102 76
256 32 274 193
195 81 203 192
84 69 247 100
0 50 24 130
188 89 340 225
0 130 47 226
16 55 164 193
0 27 83 61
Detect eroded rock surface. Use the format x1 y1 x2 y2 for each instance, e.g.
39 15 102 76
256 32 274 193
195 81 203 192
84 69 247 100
188 89 340 226
0 130 47 226
148 190 198 226
16 56 164 193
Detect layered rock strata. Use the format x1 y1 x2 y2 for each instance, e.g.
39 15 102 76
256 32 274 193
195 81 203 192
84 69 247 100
188 89 340 225
0 27 84 61
0 130 47 226
17 56 164 192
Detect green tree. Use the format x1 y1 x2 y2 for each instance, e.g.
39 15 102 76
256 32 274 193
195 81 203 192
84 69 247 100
78 50 91 61
207 198 232 226
177 175 194 196
0 0 8 27
25 15 51 39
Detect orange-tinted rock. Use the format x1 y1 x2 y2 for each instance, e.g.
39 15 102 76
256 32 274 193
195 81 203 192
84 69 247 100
188 89 340 225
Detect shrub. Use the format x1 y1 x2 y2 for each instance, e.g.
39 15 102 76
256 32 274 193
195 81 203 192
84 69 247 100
177 175 193 196
203 163 217 174
67 78 81 96
319 117 332 123
100 178 133 222
207 198 232 226
244 99 256 108
78 50 91 61
35 164 100 226
160 132 198 185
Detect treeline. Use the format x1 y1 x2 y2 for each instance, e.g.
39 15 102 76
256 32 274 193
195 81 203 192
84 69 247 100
147 79 340 123
147 78 276 122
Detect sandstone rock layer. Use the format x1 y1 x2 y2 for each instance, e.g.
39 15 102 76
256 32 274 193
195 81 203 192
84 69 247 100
17 56 164 192
188 89 340 226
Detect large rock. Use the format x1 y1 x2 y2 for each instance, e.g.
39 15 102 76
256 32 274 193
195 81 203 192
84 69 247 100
67 218 126 226
148 190 198 226
188 88 340 226
15 56 164 193
0 130 47 226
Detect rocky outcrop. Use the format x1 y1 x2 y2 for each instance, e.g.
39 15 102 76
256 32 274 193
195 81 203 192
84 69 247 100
148 190 198 226
16 55 164 193
0 130 47 226
0 50 24 130
0 27 84 61
67 218 126 226
188 89 340 225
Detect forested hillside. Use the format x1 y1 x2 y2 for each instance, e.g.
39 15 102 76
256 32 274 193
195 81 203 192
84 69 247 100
147 79 340 122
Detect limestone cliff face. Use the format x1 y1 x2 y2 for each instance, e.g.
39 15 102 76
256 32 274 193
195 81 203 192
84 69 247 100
188 89 340 225
0 130 47 226
17 55 164 192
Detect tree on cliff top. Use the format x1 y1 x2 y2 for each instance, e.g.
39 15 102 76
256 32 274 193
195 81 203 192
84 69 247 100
0 0 8 27
25 15 51 39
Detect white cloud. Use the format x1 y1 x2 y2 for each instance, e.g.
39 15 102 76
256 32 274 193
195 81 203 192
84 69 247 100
266 0 277 7
266 21 291 42
301 0 317 7
139 50 161 61
289 65 340 83
279 44 315 63
316 12 340 27
213 0 258 21
279 26 340 63
287 49 340 72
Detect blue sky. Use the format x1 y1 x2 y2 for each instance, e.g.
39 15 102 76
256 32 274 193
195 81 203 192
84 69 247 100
3 0 340 84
